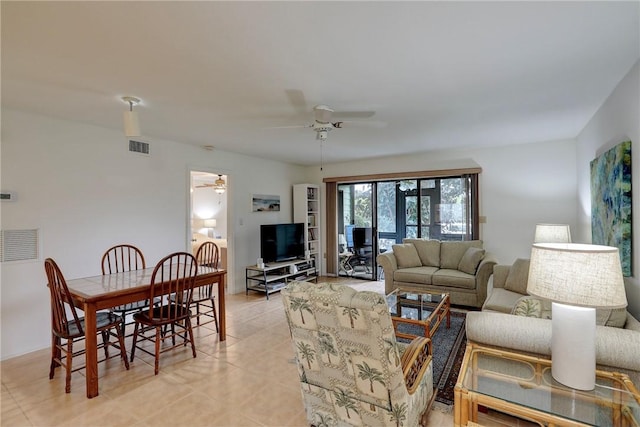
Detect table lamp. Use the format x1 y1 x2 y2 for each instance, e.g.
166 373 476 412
527 243 627 390
339 234 347 253
534 224 572 243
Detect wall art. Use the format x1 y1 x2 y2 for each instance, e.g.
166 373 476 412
252 194 280 212
590 140 632 276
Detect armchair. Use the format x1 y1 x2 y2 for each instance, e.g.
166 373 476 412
282 281 435 426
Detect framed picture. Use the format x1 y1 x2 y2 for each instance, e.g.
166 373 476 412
590 140 632 276
252 194 280 212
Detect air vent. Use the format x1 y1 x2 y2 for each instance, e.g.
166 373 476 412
129 139 150 155
1 229 39 262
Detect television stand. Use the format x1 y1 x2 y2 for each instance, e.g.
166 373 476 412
245 258 317 300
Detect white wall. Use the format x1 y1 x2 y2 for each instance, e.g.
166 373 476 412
312 139 578 265
0 109 307 359
577 60 640 318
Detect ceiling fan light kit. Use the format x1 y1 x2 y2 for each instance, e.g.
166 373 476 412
270 103 385 143
122 96 141 137
214 174 226 194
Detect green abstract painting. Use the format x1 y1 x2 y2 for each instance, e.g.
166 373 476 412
590 140 632 276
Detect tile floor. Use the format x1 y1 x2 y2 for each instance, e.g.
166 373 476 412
1 278 530 426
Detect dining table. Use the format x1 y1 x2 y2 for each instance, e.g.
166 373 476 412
64 265 227 398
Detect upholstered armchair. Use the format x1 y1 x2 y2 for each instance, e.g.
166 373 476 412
282 281 435 427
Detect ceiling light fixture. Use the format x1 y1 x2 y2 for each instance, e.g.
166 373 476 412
122 96 141 137
214 174 226 194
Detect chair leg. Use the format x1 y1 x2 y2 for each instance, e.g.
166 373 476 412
114 325 130 370
50 334 60 379
101 330 110 358
154 326 161 375
186 318 197 359
130 322 140 362
211 297 219 332
65 340 72 393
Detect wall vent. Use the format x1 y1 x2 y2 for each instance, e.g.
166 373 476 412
129 139 150 155
0 229 39 262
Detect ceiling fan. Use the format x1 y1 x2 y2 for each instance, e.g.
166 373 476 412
195 174 226 194
269 104 386 141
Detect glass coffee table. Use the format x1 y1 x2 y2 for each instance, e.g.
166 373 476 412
454 343 640 427
385 289 450 350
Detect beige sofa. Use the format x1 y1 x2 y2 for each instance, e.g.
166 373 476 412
377 239 497 308
467 259 640 384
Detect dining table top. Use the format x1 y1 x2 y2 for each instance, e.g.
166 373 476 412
65 265 225 302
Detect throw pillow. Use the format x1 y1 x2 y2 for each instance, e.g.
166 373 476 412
511 296 543 318
392 243 422 268
404 238 440 267
440 240 483 269
458 247 485 274
504 258 530 295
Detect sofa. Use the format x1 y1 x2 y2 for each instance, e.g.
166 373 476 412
377 239 497 308
467 259 640 384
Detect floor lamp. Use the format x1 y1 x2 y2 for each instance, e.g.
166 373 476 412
527 243 627 390
534 223 571 243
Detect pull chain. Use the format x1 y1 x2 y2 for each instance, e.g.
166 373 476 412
320 140 324 171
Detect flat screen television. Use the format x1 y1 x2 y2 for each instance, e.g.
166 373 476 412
260 223 305 263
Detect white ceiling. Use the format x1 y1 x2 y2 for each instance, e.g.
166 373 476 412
2 1 639 166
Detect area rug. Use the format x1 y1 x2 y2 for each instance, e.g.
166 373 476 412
396 309 467 407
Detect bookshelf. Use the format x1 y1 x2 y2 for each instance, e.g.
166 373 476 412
293 184 321 274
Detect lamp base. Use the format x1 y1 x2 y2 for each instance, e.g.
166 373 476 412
551 302 596 390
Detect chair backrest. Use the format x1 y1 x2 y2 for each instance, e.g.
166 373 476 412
45 258 83 337
195 241 219 269
101 244 146 274
147 252 197 320
282 281 418 426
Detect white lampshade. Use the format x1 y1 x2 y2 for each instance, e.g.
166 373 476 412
122 96 141 137
123 110 140 137
527 242 626 390
339 234 347 245
533 224 572 243
204 219 217 228
527 243 626 309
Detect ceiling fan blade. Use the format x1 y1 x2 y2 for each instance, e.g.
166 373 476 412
333 110 376 119
284 89 308 114
333 120 387 129
195 184 214 188
264 124 313 130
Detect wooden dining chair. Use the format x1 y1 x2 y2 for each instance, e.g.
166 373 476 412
101 244 148 336
46 258 129 393
130 252 198 375
171 241 219 331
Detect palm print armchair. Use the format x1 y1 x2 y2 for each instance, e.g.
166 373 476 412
282 281 435 427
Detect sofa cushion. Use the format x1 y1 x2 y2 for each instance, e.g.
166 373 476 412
392 243 422 268
394 266 438 285
440 240 483 269
432 269 476 289
482 288 524 313
403 238 440 267
596 308 628 328
504 258 530 295
458 247 485 274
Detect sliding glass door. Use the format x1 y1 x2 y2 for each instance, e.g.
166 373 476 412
338 183 378 280
332 172 478 280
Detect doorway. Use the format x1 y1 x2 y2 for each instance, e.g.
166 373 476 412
189 170 229 274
